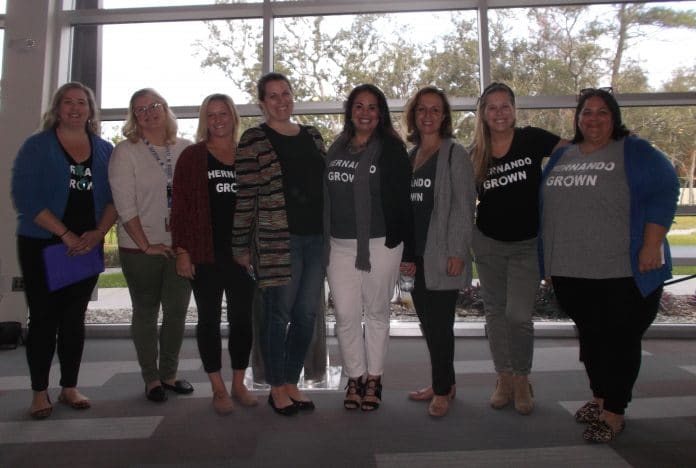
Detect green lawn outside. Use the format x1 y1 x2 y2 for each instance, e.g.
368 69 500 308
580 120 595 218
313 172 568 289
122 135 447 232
97 272 127 288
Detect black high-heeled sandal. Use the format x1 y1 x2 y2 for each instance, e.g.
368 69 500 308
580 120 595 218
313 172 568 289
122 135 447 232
361 376 382 411
343 377 363 410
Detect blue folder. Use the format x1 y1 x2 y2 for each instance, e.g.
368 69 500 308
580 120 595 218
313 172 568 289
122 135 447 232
42 243 105 292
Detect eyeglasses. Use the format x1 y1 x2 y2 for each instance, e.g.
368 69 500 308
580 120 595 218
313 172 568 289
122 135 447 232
133 102 163 116
74 164 90 191
579 87 613 97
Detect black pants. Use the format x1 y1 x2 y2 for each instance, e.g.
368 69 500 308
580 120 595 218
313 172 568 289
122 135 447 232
552 276 661 415
411 256 459 396
191 260 255 373
18 236 98 391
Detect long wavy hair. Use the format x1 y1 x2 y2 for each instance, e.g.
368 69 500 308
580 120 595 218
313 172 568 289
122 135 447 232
122 88 178 145
470 82 516 184
340 84 402 143
572 88 629 144
41 82 100 134
195 93 240 143
403 86 453 145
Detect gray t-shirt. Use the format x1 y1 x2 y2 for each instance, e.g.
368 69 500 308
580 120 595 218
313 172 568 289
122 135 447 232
542 138 632 278
326 145 385 239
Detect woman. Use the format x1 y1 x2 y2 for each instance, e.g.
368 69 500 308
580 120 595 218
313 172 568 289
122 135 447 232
326 84 414 411
108 88 193 403
541 88 678 442
402 86 476 417
470 82 566 415
232 73 325 416
11 82 117 419
170 94 256 415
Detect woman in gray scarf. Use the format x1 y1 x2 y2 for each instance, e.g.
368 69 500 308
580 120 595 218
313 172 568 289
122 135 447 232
325 84 414 411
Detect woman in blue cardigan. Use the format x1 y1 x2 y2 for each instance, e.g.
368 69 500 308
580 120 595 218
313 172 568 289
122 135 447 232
540 87 679 443
11 82 117 419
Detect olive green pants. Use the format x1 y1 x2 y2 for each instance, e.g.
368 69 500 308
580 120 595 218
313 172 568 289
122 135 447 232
120 251 191 385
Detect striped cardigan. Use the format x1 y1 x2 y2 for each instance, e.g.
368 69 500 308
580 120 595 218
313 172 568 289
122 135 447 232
231 124 325 287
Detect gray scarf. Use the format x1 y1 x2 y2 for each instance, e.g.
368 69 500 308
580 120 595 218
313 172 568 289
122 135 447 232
324 134 381 272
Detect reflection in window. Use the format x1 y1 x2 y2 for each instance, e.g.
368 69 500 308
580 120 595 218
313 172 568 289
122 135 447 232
271 11 479 102
101 19 262 108
488 2 696 95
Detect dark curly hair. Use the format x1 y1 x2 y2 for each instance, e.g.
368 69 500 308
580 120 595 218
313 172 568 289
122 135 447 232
572 88 629 144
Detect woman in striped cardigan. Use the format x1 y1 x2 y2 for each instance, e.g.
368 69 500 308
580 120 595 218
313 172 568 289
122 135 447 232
232 72 326 416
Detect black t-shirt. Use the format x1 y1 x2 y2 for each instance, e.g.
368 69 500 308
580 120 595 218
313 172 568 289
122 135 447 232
263 124 325 235
207 153 237 261
410 151 437 256
62 145 96 236
476 126 560 241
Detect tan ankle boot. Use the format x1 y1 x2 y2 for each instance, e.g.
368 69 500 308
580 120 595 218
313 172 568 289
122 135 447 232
513 375 534 415
490 373 513 409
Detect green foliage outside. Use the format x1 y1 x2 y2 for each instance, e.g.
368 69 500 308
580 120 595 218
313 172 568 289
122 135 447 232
198 2 696 181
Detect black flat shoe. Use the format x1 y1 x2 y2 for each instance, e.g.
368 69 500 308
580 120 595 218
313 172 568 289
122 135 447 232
268 394 298 416
161 379 194 394
290 397 315 411
146 385 168 403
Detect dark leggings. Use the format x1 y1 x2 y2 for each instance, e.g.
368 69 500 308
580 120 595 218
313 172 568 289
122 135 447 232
191 260 255 373
18 236 98 391
411 256 459 396
552 276 661 415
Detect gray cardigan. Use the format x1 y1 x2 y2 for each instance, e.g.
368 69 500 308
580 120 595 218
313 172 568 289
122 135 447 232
421 138 476 290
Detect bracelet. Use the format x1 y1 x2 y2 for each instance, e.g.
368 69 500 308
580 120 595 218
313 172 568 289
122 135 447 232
175 251 188 256
59 228 69 238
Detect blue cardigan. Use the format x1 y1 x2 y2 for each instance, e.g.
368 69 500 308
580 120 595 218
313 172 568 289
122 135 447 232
11 129 114 238
539 136 679 297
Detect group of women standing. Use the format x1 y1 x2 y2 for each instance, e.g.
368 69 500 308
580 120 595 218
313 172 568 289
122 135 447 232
12 75 678 444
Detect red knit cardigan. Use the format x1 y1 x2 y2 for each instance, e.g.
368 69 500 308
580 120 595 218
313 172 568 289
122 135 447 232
170 141 217 264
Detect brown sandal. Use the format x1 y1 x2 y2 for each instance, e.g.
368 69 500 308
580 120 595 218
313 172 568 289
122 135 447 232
361 376 382 412
343 378 363 410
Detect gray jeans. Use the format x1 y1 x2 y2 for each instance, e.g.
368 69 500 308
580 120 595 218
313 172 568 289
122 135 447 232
121 251 192 385
472 228 538 375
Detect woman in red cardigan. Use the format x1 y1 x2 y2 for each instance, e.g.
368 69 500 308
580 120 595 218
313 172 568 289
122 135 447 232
170 94 256 415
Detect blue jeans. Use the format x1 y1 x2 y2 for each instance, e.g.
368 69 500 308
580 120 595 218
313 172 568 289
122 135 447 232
261 234 325 386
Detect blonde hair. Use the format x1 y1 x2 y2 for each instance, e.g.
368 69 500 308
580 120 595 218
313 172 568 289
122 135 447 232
195 94 240 143
470 83 516 184
41 82 100 134
122 88 178 144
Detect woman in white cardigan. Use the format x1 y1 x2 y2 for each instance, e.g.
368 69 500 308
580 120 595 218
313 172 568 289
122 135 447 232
402 86 476 417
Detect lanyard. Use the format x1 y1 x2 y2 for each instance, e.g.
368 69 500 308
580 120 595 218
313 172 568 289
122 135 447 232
142 138 173 185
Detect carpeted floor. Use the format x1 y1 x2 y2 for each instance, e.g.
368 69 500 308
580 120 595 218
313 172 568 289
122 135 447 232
1 336 696 467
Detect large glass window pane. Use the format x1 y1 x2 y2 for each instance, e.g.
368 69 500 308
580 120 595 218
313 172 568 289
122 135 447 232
489 2 696 95
101 19 262 108
622 106 696 205
271 11 479 103
101 0 259 8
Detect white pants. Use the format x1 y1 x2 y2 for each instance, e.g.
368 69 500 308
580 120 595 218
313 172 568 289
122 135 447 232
327 237 403 378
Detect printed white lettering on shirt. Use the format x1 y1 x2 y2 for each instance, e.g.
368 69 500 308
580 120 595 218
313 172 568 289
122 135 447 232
552 162 615 172
482 170 527 190
545 174 598 187
487 157 533 176
208 169 236 179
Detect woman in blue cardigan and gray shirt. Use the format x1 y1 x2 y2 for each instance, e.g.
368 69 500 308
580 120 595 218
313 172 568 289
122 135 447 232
402 87 476 417
11 82 117 419
540 87 679 443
